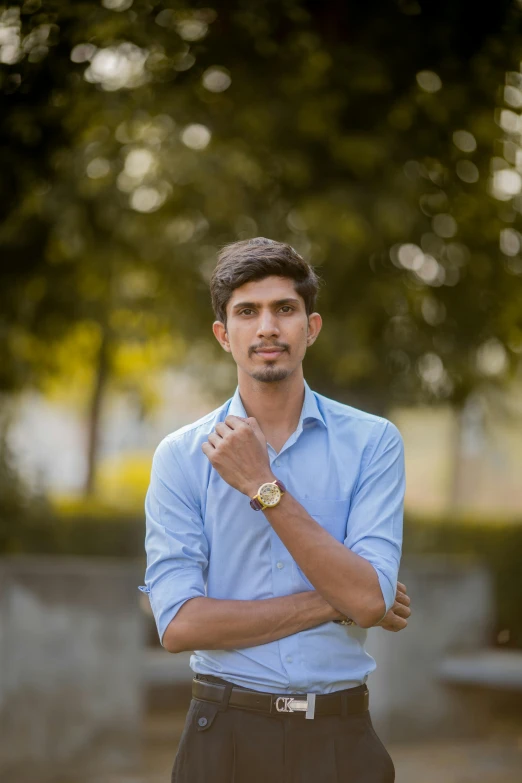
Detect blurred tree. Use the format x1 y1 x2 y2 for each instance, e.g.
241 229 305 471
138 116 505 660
1 0 522 492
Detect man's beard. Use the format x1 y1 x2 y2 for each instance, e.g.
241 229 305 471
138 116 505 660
250 365 291 383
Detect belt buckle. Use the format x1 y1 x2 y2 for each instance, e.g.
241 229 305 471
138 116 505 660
275 696 307 713
275 694 316 719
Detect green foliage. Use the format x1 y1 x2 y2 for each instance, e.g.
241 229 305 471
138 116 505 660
1 1 522 415
404 515 522 649
0 501 144 558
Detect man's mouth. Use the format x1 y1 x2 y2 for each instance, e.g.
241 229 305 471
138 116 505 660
254 347 286 359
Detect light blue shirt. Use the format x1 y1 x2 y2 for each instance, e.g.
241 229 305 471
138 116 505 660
139 380 405 695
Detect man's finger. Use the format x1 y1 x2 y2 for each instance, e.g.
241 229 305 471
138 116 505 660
393 602 411 619
224 414 247 429
246 416 263 434
397 581 407 593
380 614 408 632
201 442 214 457
395 591 411 607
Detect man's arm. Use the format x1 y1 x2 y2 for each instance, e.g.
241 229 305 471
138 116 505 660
202 416 405 630
139 436 210 647
163 590 343 653
260 493 386 628
261 421 405 628
163 581 411 652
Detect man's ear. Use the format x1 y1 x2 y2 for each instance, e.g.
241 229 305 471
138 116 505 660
212 320 231 353
306 312 322 346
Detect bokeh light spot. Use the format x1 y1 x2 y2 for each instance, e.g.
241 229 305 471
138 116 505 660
476 338 508 376
498 109 520 133
86 158 110 179
177 19 208 41
124 148 155 178
71 43 97 63
504 85 522 108
491 169 522 200
202 66 231 93
102 0 133 11
416 70 442 93
417 352 444 384
396 243 423 270
84 42 149 91
130 186 165 213
432 213 457 238
452 129 477 153
456 160 479 183
421 296 446 326
499 228 520 256
181 124 211 150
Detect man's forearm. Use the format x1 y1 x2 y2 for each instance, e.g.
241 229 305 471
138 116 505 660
162 590 343 653
261 492 386 627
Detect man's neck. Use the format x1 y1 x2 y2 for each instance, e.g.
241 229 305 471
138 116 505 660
236 370 306 451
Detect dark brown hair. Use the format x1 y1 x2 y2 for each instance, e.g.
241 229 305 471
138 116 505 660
210 237 321 324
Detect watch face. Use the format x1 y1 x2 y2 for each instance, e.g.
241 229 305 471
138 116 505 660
258 482 281 507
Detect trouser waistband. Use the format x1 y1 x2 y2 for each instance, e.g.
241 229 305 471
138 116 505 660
192 674 369 719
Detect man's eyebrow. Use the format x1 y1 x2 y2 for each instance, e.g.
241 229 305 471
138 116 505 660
231 298 301 311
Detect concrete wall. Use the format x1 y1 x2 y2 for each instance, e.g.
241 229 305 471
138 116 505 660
0 556 145 781
366 554 494 742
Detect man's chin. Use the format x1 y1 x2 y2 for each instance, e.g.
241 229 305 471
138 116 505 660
250 367 291 383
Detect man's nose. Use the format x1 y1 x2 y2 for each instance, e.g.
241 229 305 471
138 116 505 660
256 311 280 338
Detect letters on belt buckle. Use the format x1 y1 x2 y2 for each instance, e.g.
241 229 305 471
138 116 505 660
275 696 307 713
275 694 316 718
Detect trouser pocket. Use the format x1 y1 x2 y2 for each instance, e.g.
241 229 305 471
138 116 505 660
193 699 221 732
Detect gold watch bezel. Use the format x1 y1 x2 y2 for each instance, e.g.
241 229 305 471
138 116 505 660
255 481 283 509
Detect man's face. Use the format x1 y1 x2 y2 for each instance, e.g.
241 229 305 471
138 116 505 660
212 275 322 383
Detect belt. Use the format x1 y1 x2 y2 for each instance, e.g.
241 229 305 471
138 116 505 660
192 676 369 719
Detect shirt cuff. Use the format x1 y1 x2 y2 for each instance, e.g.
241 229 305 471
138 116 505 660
373 565 396 615
139 570 206 646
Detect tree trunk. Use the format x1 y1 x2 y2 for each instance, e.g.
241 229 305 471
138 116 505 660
84 325 110 497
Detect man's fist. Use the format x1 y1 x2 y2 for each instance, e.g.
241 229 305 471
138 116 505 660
376 581 411 632
201 414 274 496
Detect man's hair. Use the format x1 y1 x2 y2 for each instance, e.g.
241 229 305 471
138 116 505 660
210 237 321 324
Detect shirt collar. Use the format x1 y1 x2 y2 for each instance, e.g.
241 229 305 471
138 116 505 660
227 380 326 430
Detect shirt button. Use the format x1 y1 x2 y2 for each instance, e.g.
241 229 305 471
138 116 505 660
286 655 293 663
198 717 208 727
276 561 284 569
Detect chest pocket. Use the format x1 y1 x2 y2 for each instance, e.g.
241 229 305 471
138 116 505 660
295 496 350 542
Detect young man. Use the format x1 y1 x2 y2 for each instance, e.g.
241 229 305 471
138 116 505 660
139 237 410 783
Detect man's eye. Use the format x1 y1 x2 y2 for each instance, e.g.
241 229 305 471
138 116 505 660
240 309 254 315
280 306 294 313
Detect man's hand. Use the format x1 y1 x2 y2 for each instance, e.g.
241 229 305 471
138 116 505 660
375 581 411 632
201 415 274 496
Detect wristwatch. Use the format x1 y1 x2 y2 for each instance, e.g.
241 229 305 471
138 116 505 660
334 616 355 626
250 479 286 511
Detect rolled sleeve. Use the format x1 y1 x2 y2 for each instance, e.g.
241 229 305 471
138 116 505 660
344 420 405 614
139 436 208 646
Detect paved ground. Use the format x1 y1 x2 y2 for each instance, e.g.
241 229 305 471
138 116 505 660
53 708 522 783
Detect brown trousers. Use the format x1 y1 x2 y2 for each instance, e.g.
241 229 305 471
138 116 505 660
171 677 394 783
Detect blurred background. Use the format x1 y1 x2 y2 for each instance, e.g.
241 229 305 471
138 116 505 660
1 0 522 781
